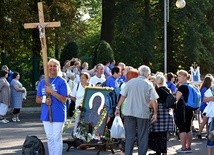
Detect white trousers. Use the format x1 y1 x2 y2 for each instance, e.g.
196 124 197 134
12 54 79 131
43 121 64 155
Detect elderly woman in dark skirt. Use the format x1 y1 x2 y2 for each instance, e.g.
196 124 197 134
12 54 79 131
148 74 174 155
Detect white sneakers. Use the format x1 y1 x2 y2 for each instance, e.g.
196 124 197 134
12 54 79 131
0 119 10 123
12 117 20 122
0 117 20 123
12 117 16 122
16 117 20 122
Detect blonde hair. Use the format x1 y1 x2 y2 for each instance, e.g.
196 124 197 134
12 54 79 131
177 69 189 78
48 58 62 76
82 62 89 69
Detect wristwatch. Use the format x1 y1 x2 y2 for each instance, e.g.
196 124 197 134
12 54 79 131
116 106 120 110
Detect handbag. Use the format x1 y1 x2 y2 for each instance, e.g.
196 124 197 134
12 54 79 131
161 88 176 109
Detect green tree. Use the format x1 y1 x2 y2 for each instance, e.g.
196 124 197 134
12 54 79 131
100 0 115 45
60 41 79 67
113 0 157 69
1 0 214 91
77 1 102 67
0 0 88 89
95 40 114 65
169 0 214 74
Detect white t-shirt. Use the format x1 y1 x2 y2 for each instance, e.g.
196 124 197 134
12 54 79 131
67 80 76 94
89 75 106 85
203 88 214 123
71 83 85 108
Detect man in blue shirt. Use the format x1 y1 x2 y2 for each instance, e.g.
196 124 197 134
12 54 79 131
109 60 115 70
166 72 177 93
106 66 121 89
105 66 121 128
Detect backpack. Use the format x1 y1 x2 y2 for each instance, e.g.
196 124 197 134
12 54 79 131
22 135 45 155
161 88 176 109
101 79 122 117
104 85 122 117
105 90 118 117
183 83 201 110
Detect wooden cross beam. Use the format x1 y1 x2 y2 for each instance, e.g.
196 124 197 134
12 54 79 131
24 2 61 122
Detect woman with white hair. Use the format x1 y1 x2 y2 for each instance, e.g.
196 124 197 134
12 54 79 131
36 58 70 155
148 74 174 155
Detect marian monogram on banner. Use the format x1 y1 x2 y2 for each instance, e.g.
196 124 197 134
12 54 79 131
190 62 201 84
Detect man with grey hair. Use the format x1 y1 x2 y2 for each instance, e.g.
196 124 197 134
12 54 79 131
115 65 158 155
138 65 151 77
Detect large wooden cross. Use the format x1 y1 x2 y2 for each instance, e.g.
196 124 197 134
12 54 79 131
24 2 61 122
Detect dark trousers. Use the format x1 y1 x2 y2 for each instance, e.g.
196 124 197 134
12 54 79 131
13 108 20 115
124 116 149 155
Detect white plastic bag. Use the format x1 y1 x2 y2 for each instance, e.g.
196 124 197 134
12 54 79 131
110 116 125 139
0 103 8 116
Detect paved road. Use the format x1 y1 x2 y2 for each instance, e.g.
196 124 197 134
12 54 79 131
0 111 208 155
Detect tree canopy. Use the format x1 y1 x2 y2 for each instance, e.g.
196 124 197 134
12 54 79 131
0 0 214 89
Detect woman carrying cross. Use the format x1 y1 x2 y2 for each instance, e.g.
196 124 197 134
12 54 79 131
36 58 70 155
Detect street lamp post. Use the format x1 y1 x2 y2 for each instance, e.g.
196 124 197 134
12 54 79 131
164 0 186 74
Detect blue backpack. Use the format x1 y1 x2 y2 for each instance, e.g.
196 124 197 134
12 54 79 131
183 83 201 110
104 83 123 117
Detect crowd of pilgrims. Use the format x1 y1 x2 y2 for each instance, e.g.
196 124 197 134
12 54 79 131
53 58 213 155
1 57 213 155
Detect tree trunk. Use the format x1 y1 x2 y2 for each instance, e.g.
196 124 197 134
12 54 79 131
167 24 176 73
55 28 59 59
31 29 41 90
31 0 41 90
144 0 151 23
100 0 115 45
